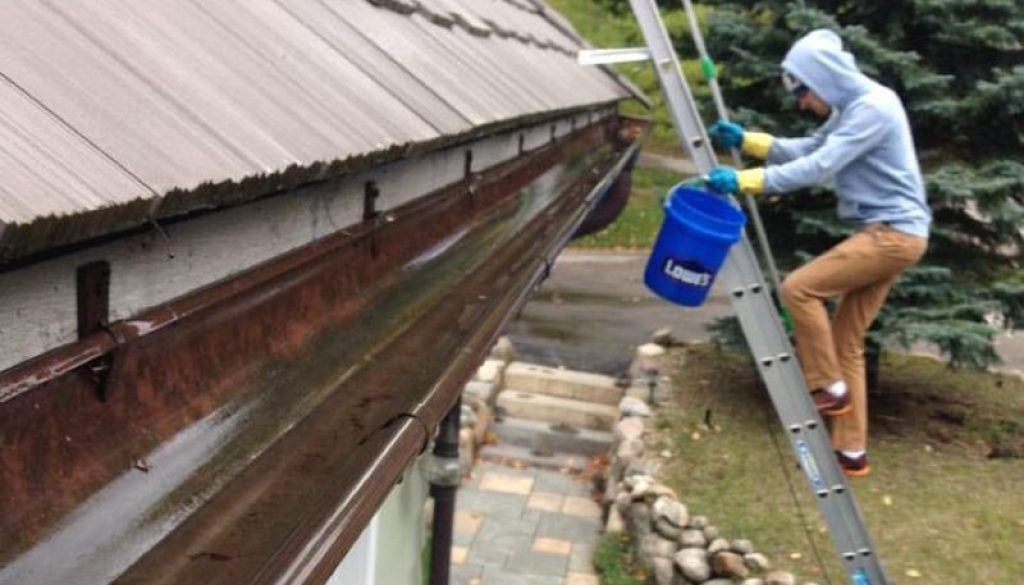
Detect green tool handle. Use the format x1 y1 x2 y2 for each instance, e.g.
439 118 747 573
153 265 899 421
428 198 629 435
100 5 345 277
678 0 786 305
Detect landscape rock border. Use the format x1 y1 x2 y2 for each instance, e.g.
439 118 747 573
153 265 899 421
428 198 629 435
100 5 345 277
602 333 820 585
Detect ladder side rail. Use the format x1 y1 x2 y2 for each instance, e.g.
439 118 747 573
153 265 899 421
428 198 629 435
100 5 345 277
723 236 887 582
719 246 864 563
627 0 717 172
771 344 888 582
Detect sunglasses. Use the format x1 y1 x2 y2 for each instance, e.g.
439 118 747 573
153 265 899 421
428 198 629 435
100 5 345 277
781 72 809 98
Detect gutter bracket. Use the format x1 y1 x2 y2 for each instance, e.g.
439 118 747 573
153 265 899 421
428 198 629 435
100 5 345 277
76 260 117 401
86 350 116 402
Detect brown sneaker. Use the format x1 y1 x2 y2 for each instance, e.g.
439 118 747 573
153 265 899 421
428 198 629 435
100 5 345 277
811 389 852 416
836 451 871 477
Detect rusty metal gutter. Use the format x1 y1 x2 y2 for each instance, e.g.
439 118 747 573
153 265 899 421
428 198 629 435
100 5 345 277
0 115 647 584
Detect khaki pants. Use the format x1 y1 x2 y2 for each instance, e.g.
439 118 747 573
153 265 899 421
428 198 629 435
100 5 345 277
780 224 927 451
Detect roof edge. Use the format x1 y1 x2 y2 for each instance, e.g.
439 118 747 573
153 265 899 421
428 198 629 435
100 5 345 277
0 103 623 271
528 0 653 107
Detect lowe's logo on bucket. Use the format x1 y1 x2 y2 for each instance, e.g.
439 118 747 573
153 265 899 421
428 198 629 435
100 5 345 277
662 257 713 288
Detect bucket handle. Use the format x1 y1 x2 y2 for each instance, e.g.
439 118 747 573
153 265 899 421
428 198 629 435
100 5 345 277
660 176 708 208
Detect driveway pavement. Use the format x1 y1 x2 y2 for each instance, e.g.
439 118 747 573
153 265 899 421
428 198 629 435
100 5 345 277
507 250 1024 378
506 251 732 375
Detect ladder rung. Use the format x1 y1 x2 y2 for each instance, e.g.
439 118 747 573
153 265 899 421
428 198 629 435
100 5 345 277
760 353 793 363
576 47 652 65
730 283 764 297
788 420 820 433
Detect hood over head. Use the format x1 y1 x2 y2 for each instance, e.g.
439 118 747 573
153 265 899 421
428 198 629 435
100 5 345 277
781 29 870 110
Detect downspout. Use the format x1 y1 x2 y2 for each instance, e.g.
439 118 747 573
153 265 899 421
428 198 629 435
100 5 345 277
427 397 462 585
572 150 639 239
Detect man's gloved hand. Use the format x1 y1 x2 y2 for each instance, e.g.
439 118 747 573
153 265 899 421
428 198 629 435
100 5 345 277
709 119 775 159
706 166 738 194
706 166 766 195
708 120 745 149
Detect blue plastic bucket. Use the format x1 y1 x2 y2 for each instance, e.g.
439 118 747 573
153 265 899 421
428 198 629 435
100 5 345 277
644 185 747 307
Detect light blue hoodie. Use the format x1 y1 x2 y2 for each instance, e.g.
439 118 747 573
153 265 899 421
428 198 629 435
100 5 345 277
765 29 931 238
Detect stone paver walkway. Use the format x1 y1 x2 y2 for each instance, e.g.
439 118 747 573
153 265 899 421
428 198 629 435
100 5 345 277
451 461 603 585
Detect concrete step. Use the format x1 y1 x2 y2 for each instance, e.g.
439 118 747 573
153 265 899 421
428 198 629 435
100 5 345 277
504 362 621 405
477 443 589 473
489 417 614 457
496 390 618 431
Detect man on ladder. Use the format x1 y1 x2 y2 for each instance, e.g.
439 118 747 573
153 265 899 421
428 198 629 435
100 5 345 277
585 3 913 580
704 30 932 477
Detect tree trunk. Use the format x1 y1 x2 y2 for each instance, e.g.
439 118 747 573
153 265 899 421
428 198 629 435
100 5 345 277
865 338 881 395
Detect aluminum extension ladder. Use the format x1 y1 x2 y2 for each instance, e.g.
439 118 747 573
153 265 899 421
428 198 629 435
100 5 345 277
582 1 889 583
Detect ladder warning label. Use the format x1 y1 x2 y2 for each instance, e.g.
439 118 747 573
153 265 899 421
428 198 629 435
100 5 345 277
797 440 824 489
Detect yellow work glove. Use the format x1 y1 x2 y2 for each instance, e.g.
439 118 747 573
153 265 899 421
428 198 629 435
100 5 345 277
741 132 774 160
709 121 774 160
706 167 766 196
737 168 766 195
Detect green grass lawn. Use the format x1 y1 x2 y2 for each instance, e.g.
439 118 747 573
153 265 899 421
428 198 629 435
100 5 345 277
593 534 649 585
659 344 1024 584
547 0 713 154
